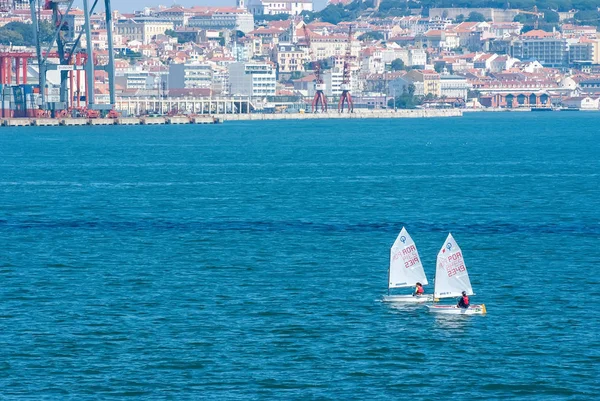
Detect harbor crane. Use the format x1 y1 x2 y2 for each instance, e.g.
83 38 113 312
338 25 354 113
303 25 327 113
29 0 116 115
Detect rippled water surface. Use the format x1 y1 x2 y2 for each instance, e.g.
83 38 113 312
1 113 599 399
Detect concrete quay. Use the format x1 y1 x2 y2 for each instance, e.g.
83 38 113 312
141 117 166 125
32 118 60 126
2 119 32 127
1 115 222 127
215 109 462 121
166 116 190 124
1 110 458 128
61 118 88 126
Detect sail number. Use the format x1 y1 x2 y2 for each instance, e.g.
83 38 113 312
445 251 466 277
446 264 466 277
402 245 419 268
404 256 420 268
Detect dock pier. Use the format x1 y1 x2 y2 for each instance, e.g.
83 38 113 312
1 109 460 128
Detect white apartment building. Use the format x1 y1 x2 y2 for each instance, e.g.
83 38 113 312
228 62 276 97
323 68 350 98
310 35 361 61
245 0 313 16
361 49 385 74
169 62 214 89
440 73 469 100
212 68 230 95
115 69 152 90
381 47 427 68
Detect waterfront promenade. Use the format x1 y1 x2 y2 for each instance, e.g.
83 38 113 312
0 109 462 127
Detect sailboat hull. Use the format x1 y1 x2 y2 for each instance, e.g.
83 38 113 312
383 294 433 303
426 304 486 315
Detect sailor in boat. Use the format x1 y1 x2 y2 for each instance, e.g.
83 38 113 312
457 291 469 309
413 282 424 297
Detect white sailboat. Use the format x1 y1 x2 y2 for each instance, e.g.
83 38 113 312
427 233 486 315
383 227 433 303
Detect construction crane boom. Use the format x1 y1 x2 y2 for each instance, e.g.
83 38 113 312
516 6 544 29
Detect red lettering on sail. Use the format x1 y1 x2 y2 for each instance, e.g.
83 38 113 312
402 245 416 255
447 251 462 262
404 256 420 268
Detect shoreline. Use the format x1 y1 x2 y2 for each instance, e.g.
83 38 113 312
0 109 462 127
215 109 462 121
3 107 591 127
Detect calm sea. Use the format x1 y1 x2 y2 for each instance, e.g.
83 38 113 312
0 113 598 399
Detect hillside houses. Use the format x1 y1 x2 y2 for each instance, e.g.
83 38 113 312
2 3 600 109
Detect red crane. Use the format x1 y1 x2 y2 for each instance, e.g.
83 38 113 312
338 25 354 113
303 25 327 113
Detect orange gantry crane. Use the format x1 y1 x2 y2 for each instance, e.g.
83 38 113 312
303 25 327 113
338 25 354 113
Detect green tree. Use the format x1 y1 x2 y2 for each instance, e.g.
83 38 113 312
320 6 343 24
0 30 25 46
455 14 465 23
358 31 384 41
467 12 486 22
0 21 54 46
389 84 420 109
513 14 528 23
544 10 560 23
390 58 405 71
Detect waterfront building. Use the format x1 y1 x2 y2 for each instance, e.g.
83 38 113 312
561 96 599 110
440 71 469 100
228 62 276 97
169 62 214 89
115 69 152 90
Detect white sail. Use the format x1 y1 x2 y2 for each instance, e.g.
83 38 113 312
388 227 428 289
434 233 473 299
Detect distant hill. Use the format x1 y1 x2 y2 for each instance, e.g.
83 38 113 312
304 0 599 25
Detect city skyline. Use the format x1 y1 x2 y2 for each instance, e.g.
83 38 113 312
91 0 328 13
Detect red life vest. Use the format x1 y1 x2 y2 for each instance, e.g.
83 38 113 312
416 286 424 294
462 295 469 306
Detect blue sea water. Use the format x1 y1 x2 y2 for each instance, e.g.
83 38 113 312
0 113 598 400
